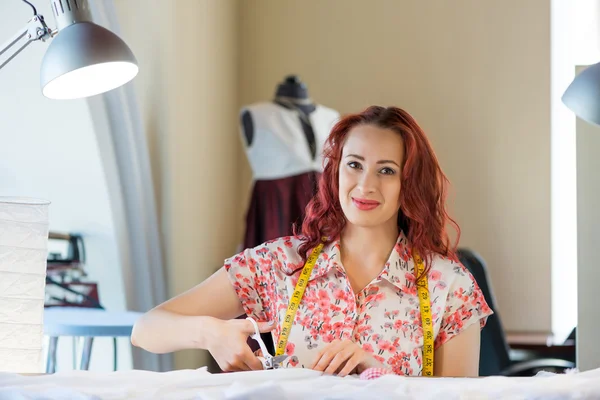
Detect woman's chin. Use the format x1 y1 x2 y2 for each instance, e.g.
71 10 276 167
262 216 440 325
345 215 384 228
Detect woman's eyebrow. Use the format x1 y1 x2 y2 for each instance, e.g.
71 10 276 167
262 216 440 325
345 154 364 160
377 159 400 167
346 154 399 167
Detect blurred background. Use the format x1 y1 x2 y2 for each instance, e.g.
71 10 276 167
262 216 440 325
1 0 597 375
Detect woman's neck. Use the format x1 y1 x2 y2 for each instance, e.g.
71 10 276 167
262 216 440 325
339 220 399 268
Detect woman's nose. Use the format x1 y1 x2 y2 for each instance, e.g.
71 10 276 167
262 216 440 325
357 171 377 193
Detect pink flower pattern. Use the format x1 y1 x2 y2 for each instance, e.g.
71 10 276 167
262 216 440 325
224 232 492 376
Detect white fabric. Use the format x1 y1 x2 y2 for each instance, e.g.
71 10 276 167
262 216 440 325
0 368 599 399
241 102 340 180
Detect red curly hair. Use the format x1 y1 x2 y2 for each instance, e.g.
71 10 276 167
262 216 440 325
295 105 460 276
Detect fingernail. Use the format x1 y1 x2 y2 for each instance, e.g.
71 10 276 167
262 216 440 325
268 320 275 325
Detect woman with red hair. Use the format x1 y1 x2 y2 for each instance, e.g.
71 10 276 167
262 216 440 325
131 106 492 377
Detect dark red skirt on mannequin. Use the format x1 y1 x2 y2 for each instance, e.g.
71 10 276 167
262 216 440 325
243 171 319 249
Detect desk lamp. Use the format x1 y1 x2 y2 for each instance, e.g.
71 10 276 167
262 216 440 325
0 0 138 99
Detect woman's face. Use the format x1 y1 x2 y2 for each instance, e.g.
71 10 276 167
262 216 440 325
338 124 404 230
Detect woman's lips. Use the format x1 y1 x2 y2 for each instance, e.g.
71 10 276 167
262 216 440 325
352 198 380 211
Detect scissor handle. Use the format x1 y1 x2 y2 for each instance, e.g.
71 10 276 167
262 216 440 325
257 356 271 370
246 317 272 359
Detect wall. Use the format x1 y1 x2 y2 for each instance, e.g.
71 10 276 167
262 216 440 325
238 0 552 332
0 0 130 371
114 0 240 369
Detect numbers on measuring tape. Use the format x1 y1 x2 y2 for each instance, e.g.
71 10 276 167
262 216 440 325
275 242 324 357
415 251 434 377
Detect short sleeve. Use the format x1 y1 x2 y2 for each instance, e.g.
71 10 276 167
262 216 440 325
224 244 277 322
434 261 493 349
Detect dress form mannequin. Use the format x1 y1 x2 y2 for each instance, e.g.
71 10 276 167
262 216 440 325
238 74 340 248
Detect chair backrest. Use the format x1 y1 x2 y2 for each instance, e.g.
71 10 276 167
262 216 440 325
456 248 512 376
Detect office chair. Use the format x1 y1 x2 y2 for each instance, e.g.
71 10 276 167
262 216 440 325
456 248 575 376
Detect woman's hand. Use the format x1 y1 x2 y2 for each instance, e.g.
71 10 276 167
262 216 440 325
310 339 385 377
205 317 275 372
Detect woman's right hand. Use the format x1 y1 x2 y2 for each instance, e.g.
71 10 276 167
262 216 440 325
206 317 275 372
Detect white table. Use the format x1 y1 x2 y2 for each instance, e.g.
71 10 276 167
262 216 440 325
43 307 142 373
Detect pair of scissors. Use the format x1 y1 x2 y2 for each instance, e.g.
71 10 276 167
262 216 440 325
246 317 288 370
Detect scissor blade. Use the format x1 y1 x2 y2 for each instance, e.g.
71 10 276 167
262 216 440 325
271 355 288 368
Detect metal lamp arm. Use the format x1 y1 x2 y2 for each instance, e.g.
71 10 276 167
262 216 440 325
0 14 53 70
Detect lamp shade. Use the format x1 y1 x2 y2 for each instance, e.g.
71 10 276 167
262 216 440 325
0 197 50 373
40 21 138 100
562 61 600 127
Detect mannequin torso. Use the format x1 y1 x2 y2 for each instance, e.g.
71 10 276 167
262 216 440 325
241 75 317 158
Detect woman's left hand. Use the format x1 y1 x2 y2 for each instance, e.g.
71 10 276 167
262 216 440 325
310 339 386 376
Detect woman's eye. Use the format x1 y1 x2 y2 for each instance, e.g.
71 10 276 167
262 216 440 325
380 167 396 175
348 161 361 169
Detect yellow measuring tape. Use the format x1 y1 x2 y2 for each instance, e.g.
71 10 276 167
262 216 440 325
275 242 324 357
414 251 434 376
275 243 434 377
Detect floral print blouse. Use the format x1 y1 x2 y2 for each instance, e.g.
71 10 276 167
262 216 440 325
224 232 493 376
